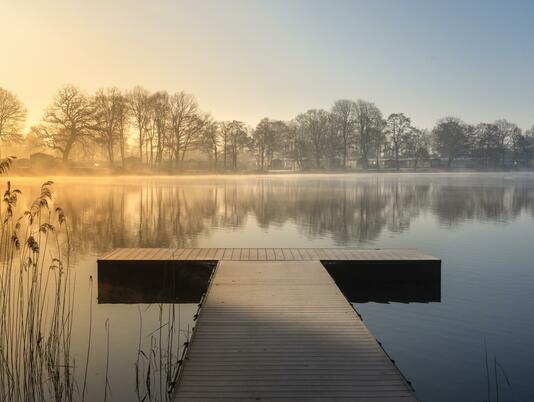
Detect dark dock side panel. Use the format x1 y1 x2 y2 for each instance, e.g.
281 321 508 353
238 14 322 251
97 260 215 303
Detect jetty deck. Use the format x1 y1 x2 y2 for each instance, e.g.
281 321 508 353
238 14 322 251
98 248 440 401
99 247 436 262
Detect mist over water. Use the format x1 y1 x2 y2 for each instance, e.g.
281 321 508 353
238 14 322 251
5 172 534 401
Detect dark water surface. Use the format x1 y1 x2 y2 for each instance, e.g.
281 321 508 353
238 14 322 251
8 173 534 401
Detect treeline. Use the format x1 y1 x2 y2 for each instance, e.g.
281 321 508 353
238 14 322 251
1 85 534 171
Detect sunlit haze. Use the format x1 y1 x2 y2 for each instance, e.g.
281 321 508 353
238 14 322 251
2 0 534 129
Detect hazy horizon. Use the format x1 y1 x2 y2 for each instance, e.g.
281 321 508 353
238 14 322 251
2 0 534 130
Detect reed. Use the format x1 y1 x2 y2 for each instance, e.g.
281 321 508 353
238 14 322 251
0 158 191 401
483 338 514 402
0 157 75 401
134 304 189 402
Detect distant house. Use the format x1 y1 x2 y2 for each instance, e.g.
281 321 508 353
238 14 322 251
30 152 62 170
382 158 432 169
346 159 360 169
269 158 294 170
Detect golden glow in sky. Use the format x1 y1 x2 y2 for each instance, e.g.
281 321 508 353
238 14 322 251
2 0 534 130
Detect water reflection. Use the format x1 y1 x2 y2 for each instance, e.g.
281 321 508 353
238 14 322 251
4 173 534 401
17 174 531 255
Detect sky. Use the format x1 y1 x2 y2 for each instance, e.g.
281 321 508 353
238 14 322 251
1 0 534 130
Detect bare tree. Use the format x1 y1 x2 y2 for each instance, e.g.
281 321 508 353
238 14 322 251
220 122 229 170
168 92 200 169
181 113 208 167
296 109 329 168
127 86 152 164
23 129 46 156
35 85 96 163
253 118 271 170
94 88 128 167
324 113 341 169
513 126 534 167
197 117 220 169
253 118 286 170
404 128 430 169
371 122 386 169
0 87 26 156
354 100 383 169
515 126 534 167
150 91 170 165
226 121 248 170
385 113 412 170
473 123 500 167
331 100 357 168
494 119 520 168
284 121 307 169
433 117 471 168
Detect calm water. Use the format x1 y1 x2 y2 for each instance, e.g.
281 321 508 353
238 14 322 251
6 173 534 401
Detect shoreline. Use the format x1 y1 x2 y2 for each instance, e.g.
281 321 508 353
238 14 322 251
4 169 534 180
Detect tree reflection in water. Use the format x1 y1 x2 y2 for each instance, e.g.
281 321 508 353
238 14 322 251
6 174 530 258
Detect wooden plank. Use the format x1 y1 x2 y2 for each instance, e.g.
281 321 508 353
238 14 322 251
306 248 320 260
305 248 320 260
295 248 309 260
110 248 125 259
115 248 132 259
157 248 173 260
330 248 346 260
180 248 193 260
197 248 210 260
231 248 241 260
144 248 160 260
99 248 439 262
171 248 185 259
342 248 357 259
292 248 306 260
126 248 144 260
149 248 166 260
323 248 337 260
141 248 156 260
104 248 121 260
222 249 232 260
192 248 203 260
116 248 133 260
281 248 292 260
140 248 156 260
312 248 325 260
249 248 258 261
206 248 217 260
99 249 119 260
100 248 439 263
173 260 417 401
254 248 263 260
265 248 274 261
214 248 225 260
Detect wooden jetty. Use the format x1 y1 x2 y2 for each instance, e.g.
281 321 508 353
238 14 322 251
98 248 440 401
99 247 437 263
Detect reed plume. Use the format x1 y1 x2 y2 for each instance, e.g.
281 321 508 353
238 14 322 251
0 157 75 402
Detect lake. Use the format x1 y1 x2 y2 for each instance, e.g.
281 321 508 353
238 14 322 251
4 172 534 401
